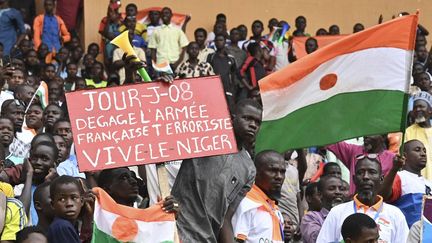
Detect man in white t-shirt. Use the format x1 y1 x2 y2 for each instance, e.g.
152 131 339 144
232 150 285 243
317 154 409 243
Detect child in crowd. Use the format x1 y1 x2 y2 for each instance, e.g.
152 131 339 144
47 175 84 243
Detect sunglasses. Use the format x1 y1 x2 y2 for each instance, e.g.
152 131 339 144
355 153 380 161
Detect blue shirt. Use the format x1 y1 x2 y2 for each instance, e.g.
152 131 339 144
47 217 80 243
29 185 38 225
57 155 86 179
42 14 61 52
132 34 147 49
0 8 25 55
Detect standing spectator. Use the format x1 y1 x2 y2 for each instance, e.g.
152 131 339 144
146 10 161 38
118 4 147 41
0 0 26 56
33 0 71 53
242 20 276 72
226 28 247 70
341 213 379 243
300 176 344 243
237 24 248 49
273 20 291 71
176 42 214 79
148 7 189 69
207 34 238 111
194 28 215 63
240 43 266 98
329 25 341 35
405 92 432 179
172 99 262 242
231 150 285 242
379 140 432 227
293 16 310 37
317 155 409 242
98 4 121 63
55 0 83 35
326 135 395 194
206 13 227 44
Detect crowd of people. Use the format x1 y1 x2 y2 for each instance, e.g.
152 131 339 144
0 0 431 242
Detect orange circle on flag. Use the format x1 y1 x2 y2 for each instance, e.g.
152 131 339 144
112 216 138 242
319 73 338 90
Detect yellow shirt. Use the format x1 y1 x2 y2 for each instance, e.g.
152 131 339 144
118 23 148 41
148 24 189 64
1 198 28 241
0 182 14 198
405 124 432 179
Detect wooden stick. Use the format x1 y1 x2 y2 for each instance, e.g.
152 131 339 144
157 163 180 243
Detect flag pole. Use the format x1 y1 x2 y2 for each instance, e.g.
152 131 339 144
25 85 40 113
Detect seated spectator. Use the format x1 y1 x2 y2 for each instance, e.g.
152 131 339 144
47 175 83 243
305 37 318 54
43 104 64 134
33 181 53 231
16 225 48 243
341 213 379 243
305 182 321 211
0 191 28 242
24 49 42 77
231 150 285 242
176 42 214 79
33 0 71 53
112 30 146 84
379 140 432 227
317 155 409 242
300 176 344 243
322 162 342 178
84 61 107 88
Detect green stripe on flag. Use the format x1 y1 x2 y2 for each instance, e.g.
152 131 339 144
91 224 126 243
256 90 406 152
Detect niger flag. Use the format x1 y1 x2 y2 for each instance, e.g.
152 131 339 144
256 14 418 152
91 187 175 243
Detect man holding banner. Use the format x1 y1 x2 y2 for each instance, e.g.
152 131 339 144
171 99 262 242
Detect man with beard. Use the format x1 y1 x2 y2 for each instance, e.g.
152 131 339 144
171 99 262 242
326 135 395 194
405 91 432 179
317 155 409 242
379 140 432 227
300 176 344 243
231 150 285 243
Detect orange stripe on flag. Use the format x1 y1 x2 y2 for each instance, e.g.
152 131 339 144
259 14 418 92
41 81 49 106
92 187 175 222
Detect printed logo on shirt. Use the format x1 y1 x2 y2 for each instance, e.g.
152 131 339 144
376 217 391 243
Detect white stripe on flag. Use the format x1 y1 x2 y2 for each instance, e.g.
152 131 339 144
93 202 176 242
262 47 411 121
